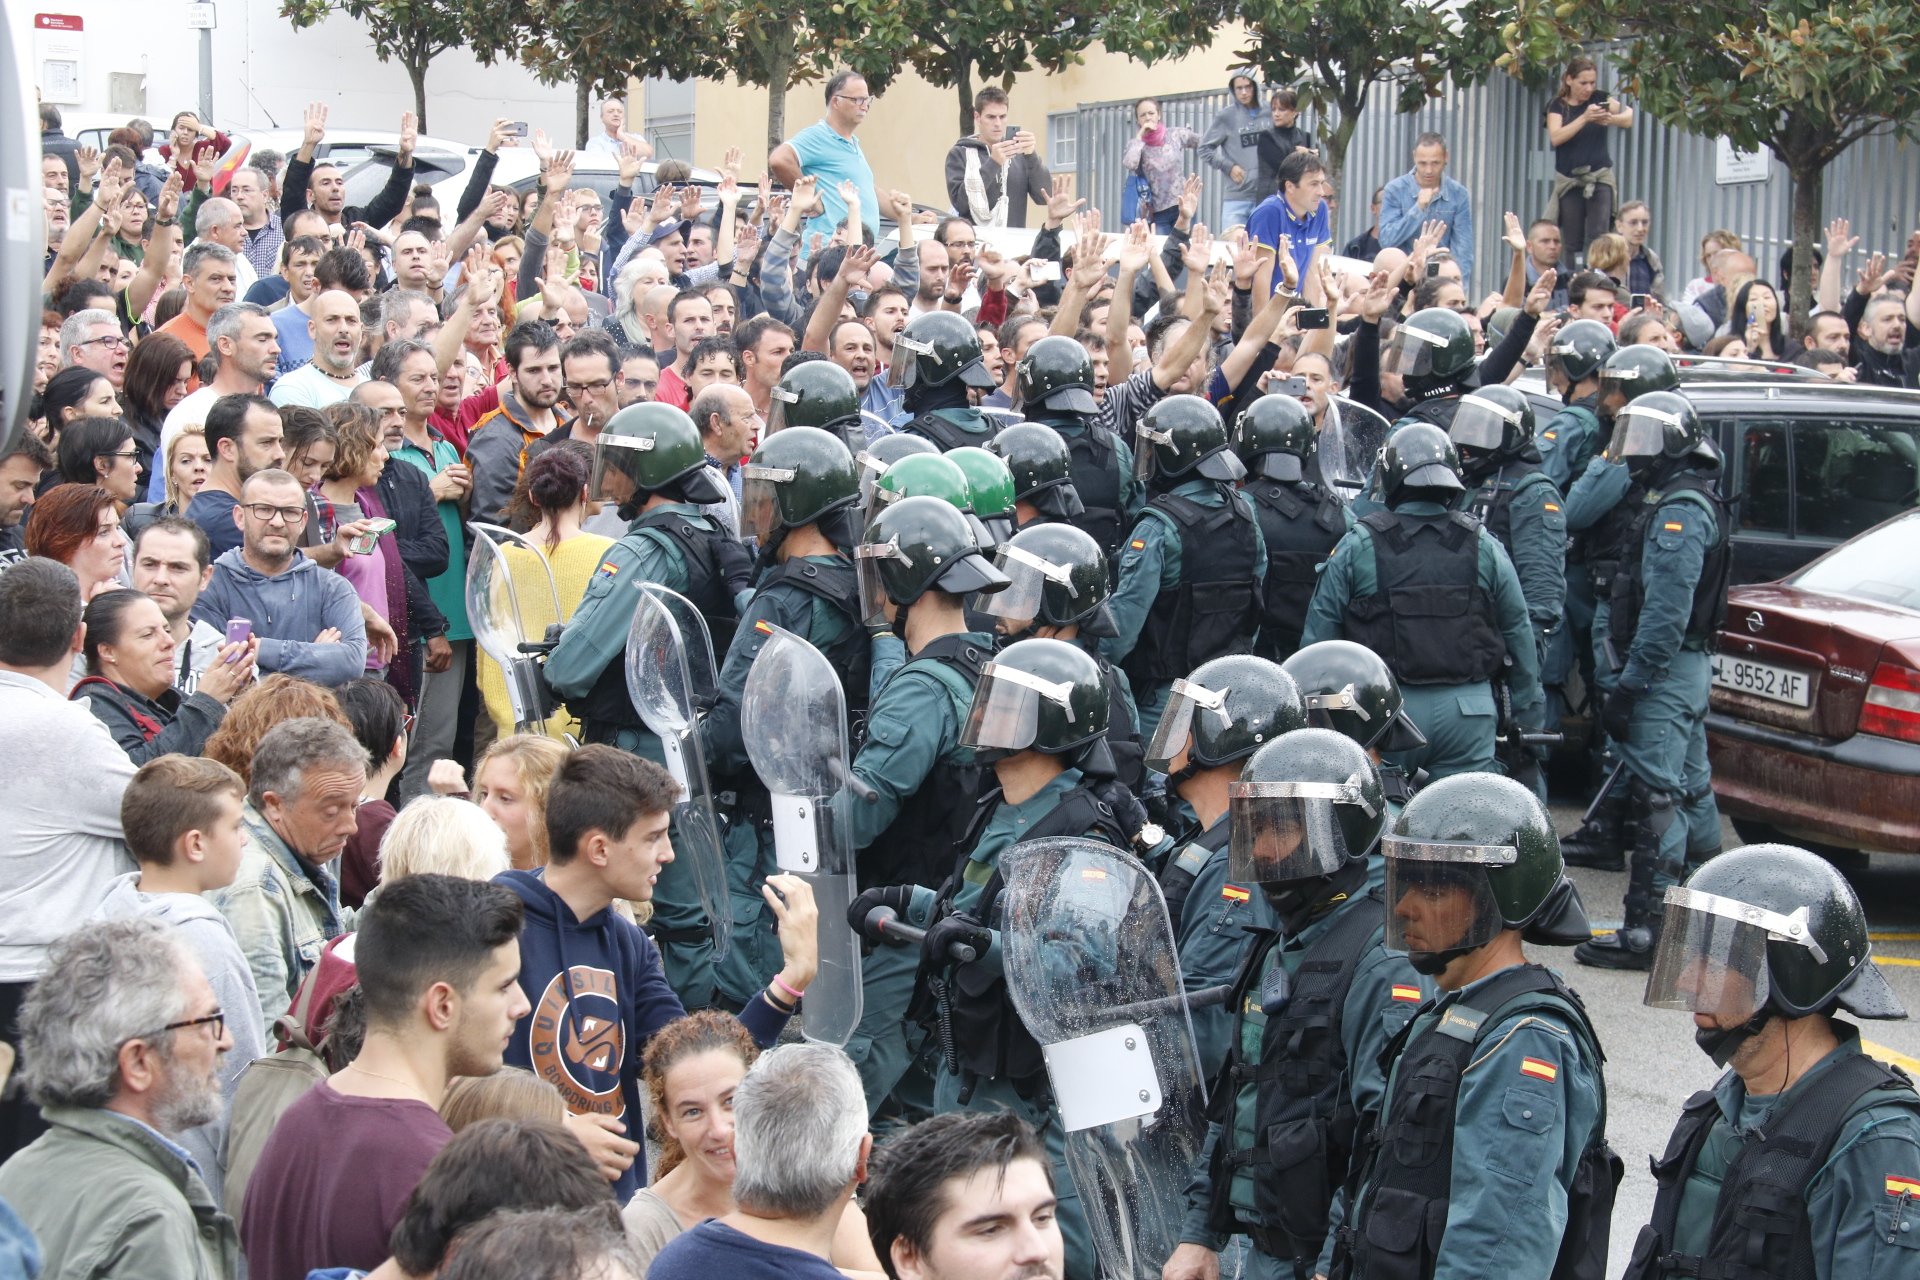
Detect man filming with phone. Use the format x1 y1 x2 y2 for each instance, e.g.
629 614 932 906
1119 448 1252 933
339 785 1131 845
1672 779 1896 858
945 87 1052 230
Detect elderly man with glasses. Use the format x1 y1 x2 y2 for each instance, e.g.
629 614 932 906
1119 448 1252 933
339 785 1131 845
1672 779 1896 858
57 308 131 389
770 68 880 252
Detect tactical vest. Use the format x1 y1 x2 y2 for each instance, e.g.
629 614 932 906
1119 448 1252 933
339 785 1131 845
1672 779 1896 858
860 634 992 890
1344 510 1506 686
1467 459 1556 558
630 507 747 660
1061 422 1126 564
933 784 1134 1091
904 408 995 452
1336 965 1620 1280
1584 478 1650 595
1608 474 1731 656
1161 818 1232 937
1395 395 1462 433
1121 490 1264 685
1246 478 1347 661
759 555 871 715
1097 654 1146 794
1624 1051 1917 1280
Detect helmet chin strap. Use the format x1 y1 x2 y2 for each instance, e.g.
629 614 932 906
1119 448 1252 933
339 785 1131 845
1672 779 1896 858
1408 945 1474 976
1695 1010 1773 1068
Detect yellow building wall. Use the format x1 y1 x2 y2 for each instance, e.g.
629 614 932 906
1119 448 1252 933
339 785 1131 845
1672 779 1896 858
684 30 1251 207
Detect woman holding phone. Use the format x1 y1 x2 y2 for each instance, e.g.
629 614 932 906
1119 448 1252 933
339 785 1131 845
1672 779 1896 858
70 589 254 762
316 404 413 693
1545 57 1633 265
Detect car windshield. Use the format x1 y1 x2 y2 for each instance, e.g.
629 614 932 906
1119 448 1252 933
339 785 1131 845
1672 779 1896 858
1789 512 1920 611
341 154 466 207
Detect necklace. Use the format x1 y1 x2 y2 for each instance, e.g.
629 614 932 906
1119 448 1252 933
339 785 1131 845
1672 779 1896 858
341 1062 428 1097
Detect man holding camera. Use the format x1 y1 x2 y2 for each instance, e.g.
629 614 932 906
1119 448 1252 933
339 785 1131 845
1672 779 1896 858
944 87 1052 230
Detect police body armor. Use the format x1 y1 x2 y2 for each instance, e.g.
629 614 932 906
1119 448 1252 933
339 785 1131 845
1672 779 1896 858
1061 422 1127 564
1394 394 1463 435
758 555 872 717
1247 478 1348 661
1207 870 1386 1262
1160 820 1231 937
1606 474 1732 661
1623 1051 1915 1280
930 785 1134 1091
1122 491 1264 685
860 633 993 891
1344 511 1506 686
1468 460 1557 557
1337 964 1618 1280
634 507 749 659
1583 479 1650 597
905 409 994 453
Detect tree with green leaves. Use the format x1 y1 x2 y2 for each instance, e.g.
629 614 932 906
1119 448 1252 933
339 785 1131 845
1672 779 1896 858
1504 3 1920 330
280 0 466 131
890 0 1111 137
1230 0 1509 191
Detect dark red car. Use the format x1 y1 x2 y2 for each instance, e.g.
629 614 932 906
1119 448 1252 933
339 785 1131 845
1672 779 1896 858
1708 510 1920 859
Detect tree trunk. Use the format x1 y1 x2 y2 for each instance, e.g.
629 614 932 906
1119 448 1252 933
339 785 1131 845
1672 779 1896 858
954 54 976 138
765 33 794 156
1786 155 1822 342
576 80 591 149
1323 96 1362 204
406 59 429 134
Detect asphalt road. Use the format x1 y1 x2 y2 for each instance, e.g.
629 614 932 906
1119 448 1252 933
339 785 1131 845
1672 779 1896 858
1545 802 1920 1277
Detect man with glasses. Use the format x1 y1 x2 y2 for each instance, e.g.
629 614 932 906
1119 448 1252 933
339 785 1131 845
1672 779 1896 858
618 351 660 407
57 307 129 389
195 469 368 687
770 69 879 252
0 918 238 1277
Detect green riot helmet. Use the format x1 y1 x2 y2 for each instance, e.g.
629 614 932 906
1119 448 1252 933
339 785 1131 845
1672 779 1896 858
855 433 938 508
1146 654 1307 777
739 425 859 545
1234 393 1317 482
1136 394 1245 486
1647 844 1904 1066
856 494 1009 625
1604 389 1712 480
972 521 1117 640
1281 639 1427 754
590 401 727 515
888 310 997 391
1015 334 1100 416
1380 308 1476 391
1598 343 1679 415
1228 728 1387 899
947 446 1018 547
962 636 1112 770
767 360 862 447
989 423 1085 522
1448 383 1537 471
1382 773 1589 975
867 451 996 549
1547 318 1617 389
1379 422 1464 506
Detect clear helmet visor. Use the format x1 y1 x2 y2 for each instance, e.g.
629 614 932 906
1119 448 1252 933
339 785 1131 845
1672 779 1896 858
1382 324 1445 378
854 535 908 626
1447 394 1516 452
959 662 1076 753
1226 782 1367 884
973 542 1075 627
1643 886 1821 1023
1604 405 1677 464
738 464 790 542
1143 676 1227 774
889 334 931 389
764 387 797 435
1134 422 1170 480
1381 837 1516 957
590 434 654 506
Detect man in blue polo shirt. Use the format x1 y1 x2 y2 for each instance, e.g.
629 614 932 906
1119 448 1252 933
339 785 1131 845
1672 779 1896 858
1249 150 1332 296
770 70 879 257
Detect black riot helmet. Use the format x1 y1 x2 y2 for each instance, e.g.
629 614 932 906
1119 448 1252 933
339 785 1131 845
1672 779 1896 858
739 425 860 550
1547 318 1617 390
1647 843 1906 1066
1281 639 1427 754
1448 383 1537 473
768 359 863 446
971 522 1117 641
889 310 997 391
1598 343 1679 417
1604 389 1714 481
1234 394 1317 482
589 402 727 516
1015 335 1100 417
1379 422 1464 506
989 422 1085 522
1136 394 1245 488
1146 654 1307 777
856 494 1009 626
961 636 1112 769
1229 729 1387 914
1381 307 1476 393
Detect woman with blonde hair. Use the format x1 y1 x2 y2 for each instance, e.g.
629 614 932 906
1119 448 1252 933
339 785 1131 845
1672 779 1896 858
378 796 511 885
1585 232 1631 288
440 1067 567 1132
472 734 569 871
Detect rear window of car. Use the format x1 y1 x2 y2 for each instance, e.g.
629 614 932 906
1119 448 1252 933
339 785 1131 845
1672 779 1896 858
1789 512 1920 610
341 154 467 208
1734 416 1920 541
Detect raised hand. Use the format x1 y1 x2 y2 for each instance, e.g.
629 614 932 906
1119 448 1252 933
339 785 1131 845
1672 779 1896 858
531 128 554 166
1045 175 1085 228
1233 237 1261 290
1071 227 1113 291
1503 210 1527 255
397 110 418 159
1357 268 1396 323
717 173 741 206
1178 174 1203 221
543 150 575 193
678 183 703 221
734 219 763 263
721 146 743 179
791 174 822 218
838 243 876 282
646 184 676 227
979 244 1015 288
1118 220 1152 274
1525 267 1558 317
487 117 516 153
1182 222 1215 277
75 145 100 184
1856 251 1887 295
302 102 329 150
1825 216 1856 260
1272 235 1299 293
617 139 645 186
192 146 219 190
157 171 183 223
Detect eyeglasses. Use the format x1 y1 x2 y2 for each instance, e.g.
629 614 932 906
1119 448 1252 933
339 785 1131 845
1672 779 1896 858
402 712 417 738
76 334 131 351
566 378 615 395
101 449 140 460
834 94 874 106
242 503 310 525
135 1010 226 1043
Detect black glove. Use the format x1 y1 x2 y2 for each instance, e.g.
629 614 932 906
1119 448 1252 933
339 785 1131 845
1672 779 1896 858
1601 685 1640 743
1092 777 1151 847
847 885 916 939
922 912 993 967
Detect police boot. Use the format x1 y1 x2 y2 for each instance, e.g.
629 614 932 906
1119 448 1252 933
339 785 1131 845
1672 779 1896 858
1574 788 1668 970
1561 779 1633 871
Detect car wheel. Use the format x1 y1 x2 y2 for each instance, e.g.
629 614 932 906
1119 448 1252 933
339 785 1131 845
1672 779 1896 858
1729 816 1870 874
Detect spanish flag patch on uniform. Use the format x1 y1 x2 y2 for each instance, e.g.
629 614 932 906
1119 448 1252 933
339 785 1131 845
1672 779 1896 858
1130 538 1147 550
1663 521 1684 532
1221 884 1250 903
755 619 774 635
1888 1175 1920 1198
1520 1057 1558 1082
1544 502 1561 513
1390 985 1422 1002
598 561 620 577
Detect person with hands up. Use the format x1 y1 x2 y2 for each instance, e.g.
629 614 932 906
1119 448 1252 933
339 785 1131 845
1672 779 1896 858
1249 150 1332 297
282 104 418 235
1378 132 1475 290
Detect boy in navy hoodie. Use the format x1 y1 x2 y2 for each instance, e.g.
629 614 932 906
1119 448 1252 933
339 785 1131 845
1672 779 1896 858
497 744 820 1202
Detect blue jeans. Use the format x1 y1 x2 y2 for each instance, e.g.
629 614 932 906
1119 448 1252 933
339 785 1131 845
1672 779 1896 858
1149 205 1180 234
1221 198 1255 230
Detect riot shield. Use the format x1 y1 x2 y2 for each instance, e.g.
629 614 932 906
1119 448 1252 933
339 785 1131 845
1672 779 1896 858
978 406 1026 431
1322 398 1391 496
466 523 565 735
1001 837 1210 1280
626 585 731 962
740 625 864 1046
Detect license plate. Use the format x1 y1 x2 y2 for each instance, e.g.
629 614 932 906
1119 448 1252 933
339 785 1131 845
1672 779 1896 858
1712 655 1812 707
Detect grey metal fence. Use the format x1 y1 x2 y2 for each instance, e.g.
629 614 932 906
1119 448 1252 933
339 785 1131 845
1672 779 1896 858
1070 49 1920 298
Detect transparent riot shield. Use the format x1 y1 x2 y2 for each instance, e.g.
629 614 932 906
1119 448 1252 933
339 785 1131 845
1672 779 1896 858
1001 837 1211 1280
1322 398 1392 497
626 585 731 962
740 625 864 1045
978 406 1027 431
466 523 564 735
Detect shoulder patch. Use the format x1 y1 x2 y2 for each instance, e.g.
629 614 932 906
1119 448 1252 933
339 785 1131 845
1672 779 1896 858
1221 884 1251 903
1437 1005 1487 1041
1130 538 1147 550
1543 502 1561 513
1662 520 1684 533
598 561 620 576
1888 1175 1920 1198
1519 1056 1558 1082
1390 984 1422 1002
754 618 774 634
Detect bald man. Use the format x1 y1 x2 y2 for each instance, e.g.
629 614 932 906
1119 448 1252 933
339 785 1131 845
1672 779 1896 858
270 290 368 408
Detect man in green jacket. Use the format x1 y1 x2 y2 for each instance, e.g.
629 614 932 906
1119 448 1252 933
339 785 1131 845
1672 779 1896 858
0 917 239 1279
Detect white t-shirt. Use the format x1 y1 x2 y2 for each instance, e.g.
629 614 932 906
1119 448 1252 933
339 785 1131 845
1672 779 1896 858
269 362 363 409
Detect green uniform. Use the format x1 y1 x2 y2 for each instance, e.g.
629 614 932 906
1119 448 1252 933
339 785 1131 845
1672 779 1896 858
1535 398 1603 493
1164 817 1274 1079
905 406 999 450
1563 455 1635 706
1300 500 1540 781
1537 398 1605 743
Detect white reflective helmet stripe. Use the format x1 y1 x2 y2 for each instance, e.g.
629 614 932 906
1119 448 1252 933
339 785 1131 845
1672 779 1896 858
980 661 1079 718
1167 676 1228 712
999 543 1076 586
1457 393 1521 424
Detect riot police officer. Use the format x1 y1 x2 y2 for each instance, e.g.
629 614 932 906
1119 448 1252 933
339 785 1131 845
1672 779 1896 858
947 445 1018 548
973 521 1145 794
1630 844 1920 1280
1574 389 1730 971
1561 343 1682 869
855 432 937 509
1233 394 1353 662
894 311 1001 450
1333 773 1611 1280
990 422 1087 529
850 636 1154 1280
1301 425 1541 781
1015 334 1145 567
1377 306 1479 432
1142 656 1308 1075
840 495 1009 1115
1281 638 1429 812
1167 729 1434 1280
1103 395 1266 740
544 400 751 1008
868 451 977 536
766 357 865 450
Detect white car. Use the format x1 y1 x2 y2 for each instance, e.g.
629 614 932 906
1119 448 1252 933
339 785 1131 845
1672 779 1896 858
342 146 725 221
